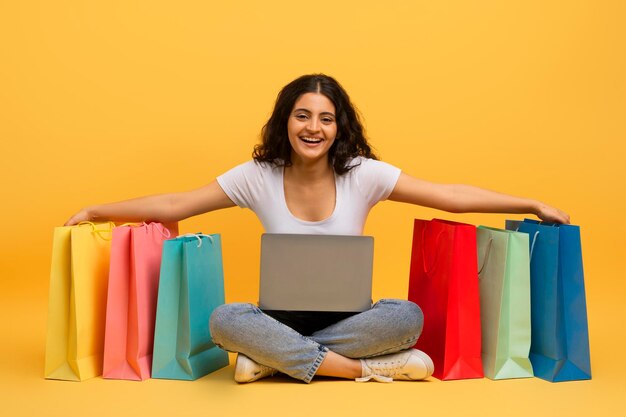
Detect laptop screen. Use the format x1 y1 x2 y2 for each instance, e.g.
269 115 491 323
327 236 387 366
258 234 374 312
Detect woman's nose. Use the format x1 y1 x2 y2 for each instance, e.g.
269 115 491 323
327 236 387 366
306 118 320 132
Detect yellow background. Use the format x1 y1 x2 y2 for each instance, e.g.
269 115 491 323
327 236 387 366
1 1 625 415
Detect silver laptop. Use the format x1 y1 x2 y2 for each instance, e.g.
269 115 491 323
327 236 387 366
258 234 374 312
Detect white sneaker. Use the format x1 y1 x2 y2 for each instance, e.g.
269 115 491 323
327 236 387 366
357 349 434 383
234 354 277 383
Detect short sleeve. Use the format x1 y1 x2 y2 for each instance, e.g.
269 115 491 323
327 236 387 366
353 158 402 206
216 160 264 209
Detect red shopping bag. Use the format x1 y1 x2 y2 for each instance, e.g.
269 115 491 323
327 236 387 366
408 219 483 380
102 222 177 380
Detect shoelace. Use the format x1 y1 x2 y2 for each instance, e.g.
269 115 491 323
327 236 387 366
355 357 408 383
255 363 277 376
355 374 393 383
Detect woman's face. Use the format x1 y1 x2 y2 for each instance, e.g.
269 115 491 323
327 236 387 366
286 92 337 166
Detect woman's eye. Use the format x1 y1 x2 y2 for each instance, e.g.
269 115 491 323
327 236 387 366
322 117 334 123
295 114 308 120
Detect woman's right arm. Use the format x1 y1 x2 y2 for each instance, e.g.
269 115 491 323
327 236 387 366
64 180 236 226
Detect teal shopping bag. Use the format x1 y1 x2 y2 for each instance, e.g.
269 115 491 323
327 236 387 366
506 219 591 382
477 226 533 380
151 234 229 380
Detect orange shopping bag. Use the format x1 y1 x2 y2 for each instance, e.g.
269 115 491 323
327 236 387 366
103 222 177 380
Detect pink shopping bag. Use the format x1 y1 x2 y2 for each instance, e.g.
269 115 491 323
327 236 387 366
102 222 177 380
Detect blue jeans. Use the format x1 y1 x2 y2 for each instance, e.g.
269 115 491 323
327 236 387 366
209 299 424 383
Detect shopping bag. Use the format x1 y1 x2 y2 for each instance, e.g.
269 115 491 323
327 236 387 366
45 222 114 381
151 233 229 380
476 226 533 380
507 219 591 382
102 222 177 380
408 219 483 380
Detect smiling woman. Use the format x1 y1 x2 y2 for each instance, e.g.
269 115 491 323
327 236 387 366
287 93 338 166
65 73 570 385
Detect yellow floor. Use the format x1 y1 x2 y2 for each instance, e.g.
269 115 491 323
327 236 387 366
2 265 624 417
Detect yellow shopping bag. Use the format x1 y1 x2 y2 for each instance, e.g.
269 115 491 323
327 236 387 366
44 222 114 381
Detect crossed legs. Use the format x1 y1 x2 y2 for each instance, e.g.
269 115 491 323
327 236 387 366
209 299 424 383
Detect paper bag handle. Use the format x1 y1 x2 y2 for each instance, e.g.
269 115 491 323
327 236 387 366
145 222 172 238
177 233 214 247
477 237 493 277
510 221 541 261
529 231 539 261
421 223 443 274
117 222 172 239
78 221 115 241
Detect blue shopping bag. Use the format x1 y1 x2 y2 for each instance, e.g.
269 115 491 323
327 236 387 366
151 234 229 380
507 219 591 382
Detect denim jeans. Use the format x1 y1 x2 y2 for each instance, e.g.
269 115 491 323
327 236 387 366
209 299 424 383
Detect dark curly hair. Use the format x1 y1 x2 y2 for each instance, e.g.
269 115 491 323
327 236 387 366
253 74 378 175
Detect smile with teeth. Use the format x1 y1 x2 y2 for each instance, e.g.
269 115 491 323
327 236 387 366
300 136 323 144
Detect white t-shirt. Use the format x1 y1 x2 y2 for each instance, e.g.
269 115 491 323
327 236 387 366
216 157 401 235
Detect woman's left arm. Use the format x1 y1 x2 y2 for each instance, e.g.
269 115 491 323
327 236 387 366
388 172 570 224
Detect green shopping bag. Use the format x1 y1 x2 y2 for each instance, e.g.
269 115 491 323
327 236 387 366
151 233 229 380
477 226 533 380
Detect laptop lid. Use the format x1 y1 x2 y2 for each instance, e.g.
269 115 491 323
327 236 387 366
258 233 374 312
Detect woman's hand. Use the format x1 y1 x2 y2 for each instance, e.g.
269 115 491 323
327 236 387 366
535 203 570 224
64 208 94 226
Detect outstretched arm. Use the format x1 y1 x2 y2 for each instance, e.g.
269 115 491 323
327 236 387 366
388 172 570 224
64 180 236 226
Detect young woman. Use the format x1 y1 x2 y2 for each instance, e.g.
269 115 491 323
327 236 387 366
65 74 569 384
